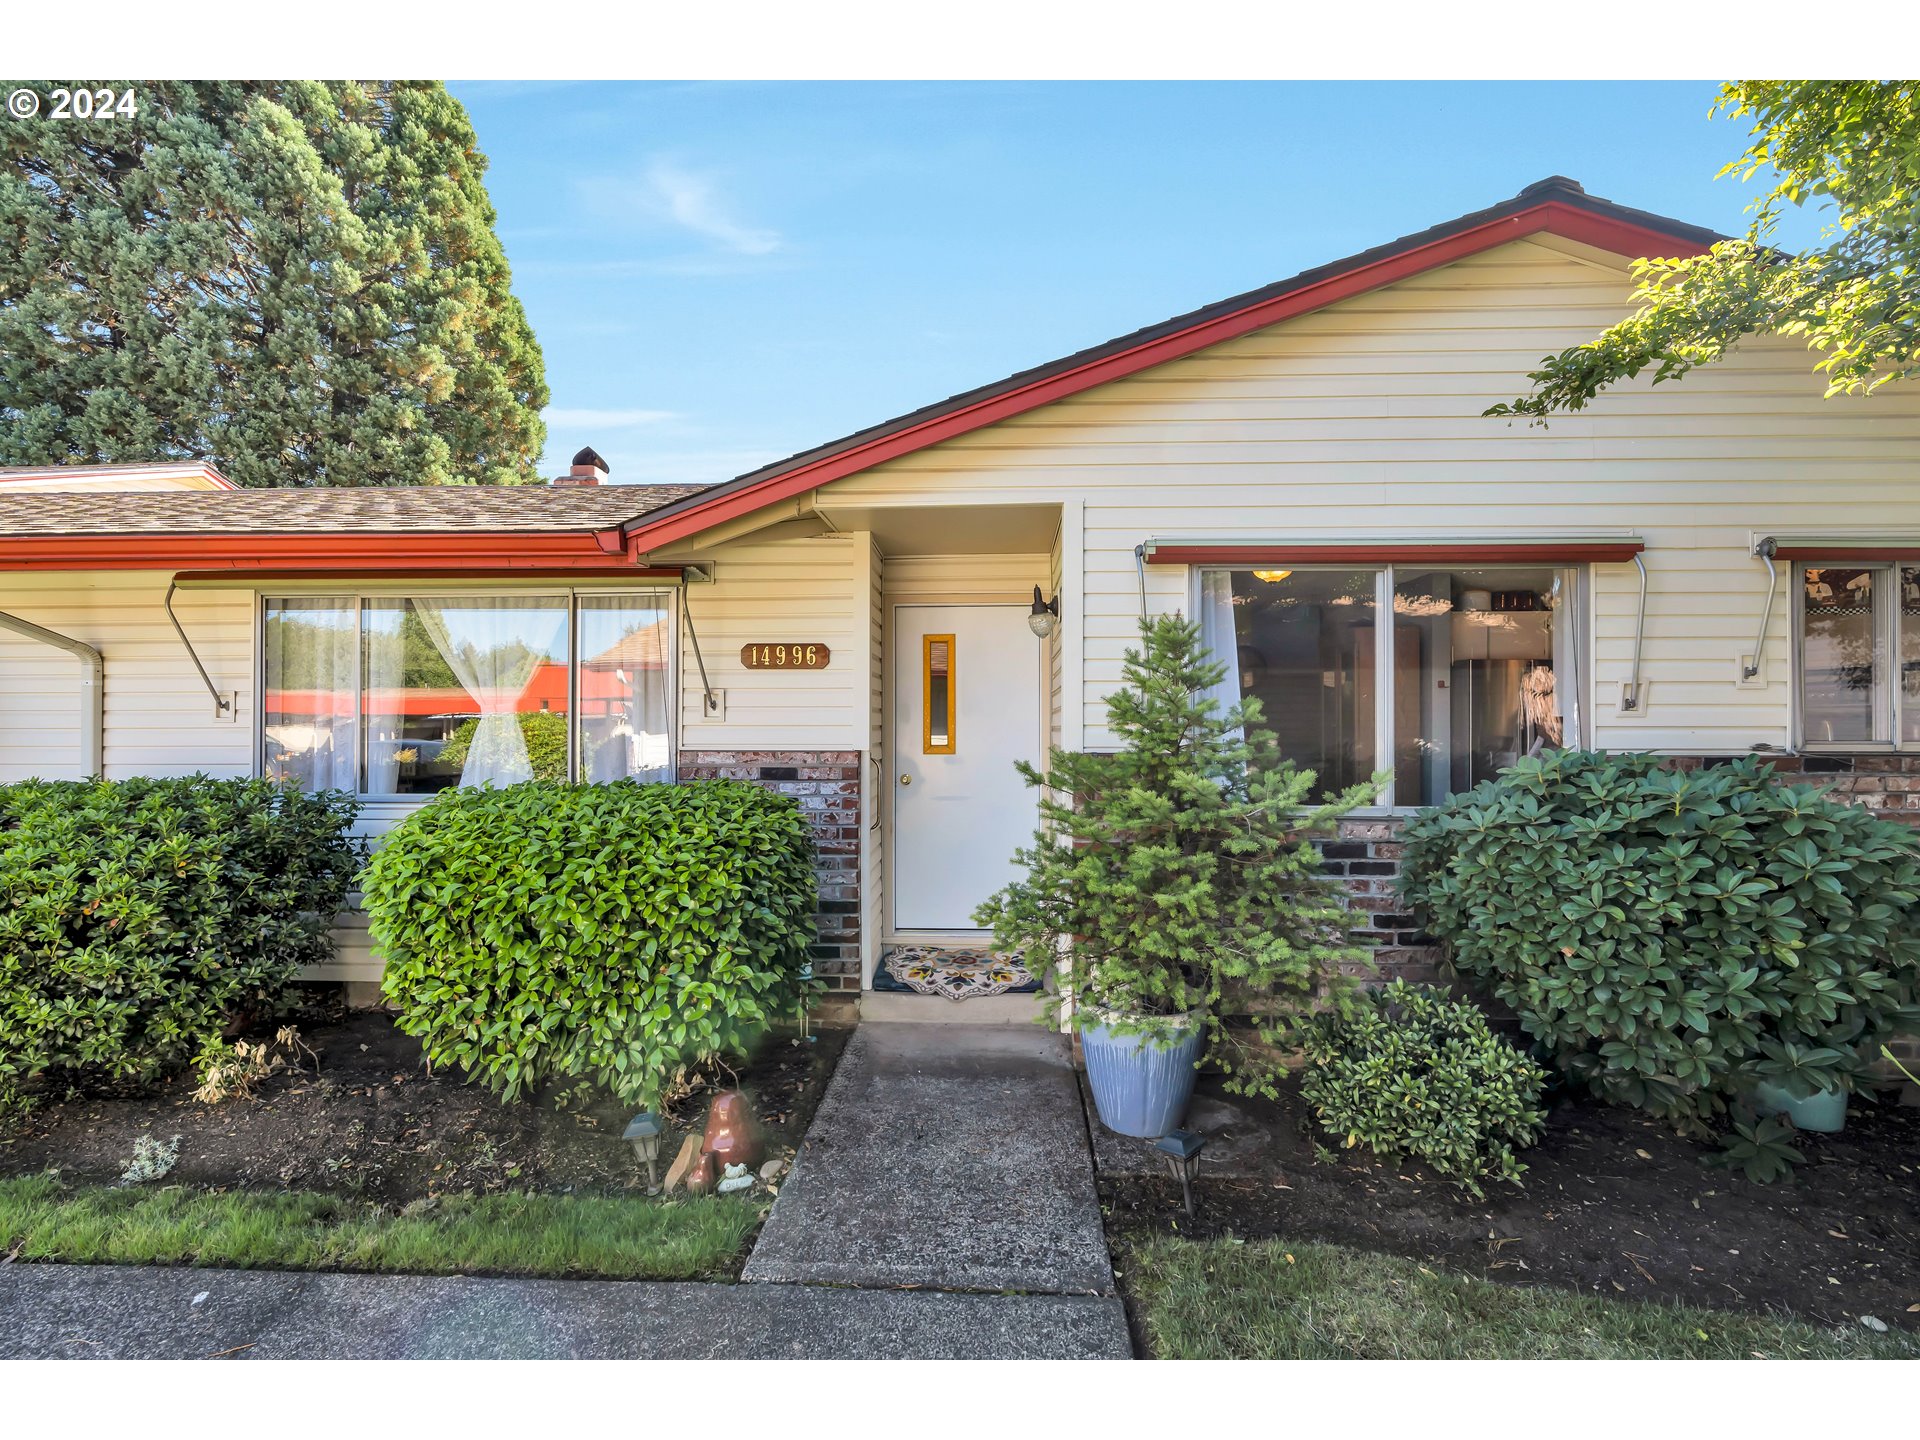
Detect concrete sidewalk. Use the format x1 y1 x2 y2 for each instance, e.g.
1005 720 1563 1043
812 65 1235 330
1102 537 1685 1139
0 1263 1130 1360
743 1023 1114 1296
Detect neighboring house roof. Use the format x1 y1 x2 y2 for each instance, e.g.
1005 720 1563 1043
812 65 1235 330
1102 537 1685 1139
619 176 1724 553
584 619 672 671
0 461 239 491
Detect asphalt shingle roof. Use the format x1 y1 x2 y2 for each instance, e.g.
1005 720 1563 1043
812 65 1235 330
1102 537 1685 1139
0 484 705 537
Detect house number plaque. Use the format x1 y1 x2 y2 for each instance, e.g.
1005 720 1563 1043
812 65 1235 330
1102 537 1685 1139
741 642 831 670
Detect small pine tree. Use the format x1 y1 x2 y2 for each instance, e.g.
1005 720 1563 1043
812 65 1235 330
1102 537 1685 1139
975 613 1384 1097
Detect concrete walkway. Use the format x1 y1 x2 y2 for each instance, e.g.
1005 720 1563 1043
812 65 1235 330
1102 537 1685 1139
744 1022 1115 1296
0 1264 1130 1360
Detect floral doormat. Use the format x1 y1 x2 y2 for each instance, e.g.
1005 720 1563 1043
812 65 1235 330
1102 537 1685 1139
875 946 1041 1001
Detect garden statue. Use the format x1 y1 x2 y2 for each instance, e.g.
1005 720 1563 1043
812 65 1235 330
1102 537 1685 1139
701 1090 763 1170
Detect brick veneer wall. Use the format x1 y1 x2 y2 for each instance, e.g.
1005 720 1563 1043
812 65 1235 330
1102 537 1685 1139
1320 817 1438 985
1674 752 1920 826
677 750 862 993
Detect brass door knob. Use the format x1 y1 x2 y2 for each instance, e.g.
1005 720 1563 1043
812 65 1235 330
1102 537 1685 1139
899 773 912 785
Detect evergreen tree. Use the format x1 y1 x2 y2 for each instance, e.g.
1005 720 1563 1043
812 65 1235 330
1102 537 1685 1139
975 613 1385 1097
0 81 547 485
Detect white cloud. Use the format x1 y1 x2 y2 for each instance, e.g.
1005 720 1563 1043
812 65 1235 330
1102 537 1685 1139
542 407 678 430
644 161 782 255
573 160 782 258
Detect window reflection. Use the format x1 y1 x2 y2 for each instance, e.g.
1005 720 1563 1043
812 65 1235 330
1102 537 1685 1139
1800 566 1880 745
1207 569 1377 802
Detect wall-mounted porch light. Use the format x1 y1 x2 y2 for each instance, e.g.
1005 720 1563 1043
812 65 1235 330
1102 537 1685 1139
1028 585 1060 639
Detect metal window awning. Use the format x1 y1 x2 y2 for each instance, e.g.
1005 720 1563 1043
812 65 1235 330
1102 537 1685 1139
168 564 707 589
1756 531 1920 560
1140 535 1645 565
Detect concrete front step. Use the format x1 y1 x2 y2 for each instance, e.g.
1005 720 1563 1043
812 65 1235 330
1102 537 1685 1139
859 990 1050 1025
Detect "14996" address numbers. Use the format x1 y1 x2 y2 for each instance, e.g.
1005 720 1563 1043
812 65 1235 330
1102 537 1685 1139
740 642 831 669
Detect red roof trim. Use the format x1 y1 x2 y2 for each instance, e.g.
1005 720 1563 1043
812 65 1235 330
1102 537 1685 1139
623 200 1710 554
0 532 657 573
178 566 685 583
1147 542 1646 565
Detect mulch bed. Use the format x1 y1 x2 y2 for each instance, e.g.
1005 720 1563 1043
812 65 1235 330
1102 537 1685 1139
1 992 849 1205
1100 1072 1920 1332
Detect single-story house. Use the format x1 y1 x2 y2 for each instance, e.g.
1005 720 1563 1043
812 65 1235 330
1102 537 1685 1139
5 176 1920 1010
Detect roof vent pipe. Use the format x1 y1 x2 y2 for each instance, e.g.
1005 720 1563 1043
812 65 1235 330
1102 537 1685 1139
0 609 102 776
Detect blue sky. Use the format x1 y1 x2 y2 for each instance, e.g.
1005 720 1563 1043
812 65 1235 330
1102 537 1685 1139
450 81 1819 488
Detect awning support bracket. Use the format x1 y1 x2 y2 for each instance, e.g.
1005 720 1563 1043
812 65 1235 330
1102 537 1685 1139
1744 538 1778 680
1620 552 1649 713
679 583 717 717
0 609 103 775
164 581 233 718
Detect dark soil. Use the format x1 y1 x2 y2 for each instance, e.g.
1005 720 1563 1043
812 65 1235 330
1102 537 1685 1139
1 994 849 1204
1100 1073 1920 1331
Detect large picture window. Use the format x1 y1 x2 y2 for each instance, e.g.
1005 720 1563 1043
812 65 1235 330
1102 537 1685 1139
261 591 675 796
1199 565 1584 807
1794 561 1920 748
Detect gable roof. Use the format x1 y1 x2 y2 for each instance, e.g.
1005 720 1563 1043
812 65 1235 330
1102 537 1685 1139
0 484 702 572
0 177 1726 576
621 176 1724 554
0 484 699 537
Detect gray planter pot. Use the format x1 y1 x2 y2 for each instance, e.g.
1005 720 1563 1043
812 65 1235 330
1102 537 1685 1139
1080 1009 1205 1139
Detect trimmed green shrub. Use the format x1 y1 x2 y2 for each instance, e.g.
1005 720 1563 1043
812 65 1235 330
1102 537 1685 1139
1299 981 1547 1196
363 780 819 1109
0 775 360 1120
1400 751 1920 1167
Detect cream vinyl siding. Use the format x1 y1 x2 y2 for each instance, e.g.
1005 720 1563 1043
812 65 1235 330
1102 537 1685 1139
678 532 868 751
819 237 1920 754
0 570 251 782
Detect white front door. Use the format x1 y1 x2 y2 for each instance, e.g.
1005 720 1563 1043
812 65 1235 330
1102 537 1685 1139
891 603 1043 932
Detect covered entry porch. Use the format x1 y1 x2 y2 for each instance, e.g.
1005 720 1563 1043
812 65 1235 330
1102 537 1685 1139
654 495 1076 1014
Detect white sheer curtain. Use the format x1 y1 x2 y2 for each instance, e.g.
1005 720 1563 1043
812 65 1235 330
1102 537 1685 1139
262 599 358 792
412 598 566 789
1550 566 1582 750
1197 569 1244 730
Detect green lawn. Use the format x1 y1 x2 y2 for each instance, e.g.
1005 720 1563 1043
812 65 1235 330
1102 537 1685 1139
1124 1236 1917 1360
0 1173 761 1281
